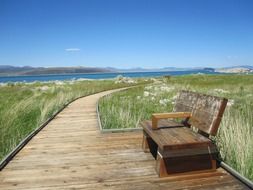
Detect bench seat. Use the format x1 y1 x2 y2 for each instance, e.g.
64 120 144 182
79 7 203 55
141 120 214 152
141 119 218 176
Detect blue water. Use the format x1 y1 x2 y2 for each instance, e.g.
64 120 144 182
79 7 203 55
0 70 216 83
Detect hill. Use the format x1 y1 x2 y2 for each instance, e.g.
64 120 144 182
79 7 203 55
215 65 253 73
0 66 111 76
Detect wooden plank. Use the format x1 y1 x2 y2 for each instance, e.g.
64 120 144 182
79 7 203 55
151 112 191 129
141 119 185 129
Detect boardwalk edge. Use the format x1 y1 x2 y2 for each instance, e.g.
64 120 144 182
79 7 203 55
220 161 253 189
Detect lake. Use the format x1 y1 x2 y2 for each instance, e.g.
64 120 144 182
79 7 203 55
0 70 217 83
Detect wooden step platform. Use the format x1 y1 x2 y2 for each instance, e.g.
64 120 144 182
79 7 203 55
0 89 250 189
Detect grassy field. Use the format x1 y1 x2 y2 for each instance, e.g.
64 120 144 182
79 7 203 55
99 75 253 180
0 77 149 161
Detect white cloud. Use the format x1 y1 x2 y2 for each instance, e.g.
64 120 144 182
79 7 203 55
227 55 238 59
65 48 80 52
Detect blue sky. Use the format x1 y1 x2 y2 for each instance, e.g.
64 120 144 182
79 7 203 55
0 0 253 68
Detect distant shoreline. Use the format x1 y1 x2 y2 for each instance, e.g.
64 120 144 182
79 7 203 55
0 70 215 77
0 69 215 77
0 70 219 83
1 65 252 77
1 70 252 84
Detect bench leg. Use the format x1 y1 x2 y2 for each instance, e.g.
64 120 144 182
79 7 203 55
142 133 150 153
155 151 167 177
142 131 158 158
210 155 217 170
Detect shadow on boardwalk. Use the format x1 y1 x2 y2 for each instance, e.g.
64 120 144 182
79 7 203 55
0 89 249 190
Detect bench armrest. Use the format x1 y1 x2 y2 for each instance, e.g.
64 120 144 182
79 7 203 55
152 112 191 129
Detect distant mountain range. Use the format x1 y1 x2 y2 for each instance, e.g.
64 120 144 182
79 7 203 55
107 67 215 72
0 65 252 76
215 65 253 73
221 65 253 69
0 65 111 76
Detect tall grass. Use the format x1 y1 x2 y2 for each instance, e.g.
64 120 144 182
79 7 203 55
99 86 174 129
0 79 148 161
99 75 253 180
217 105 253 179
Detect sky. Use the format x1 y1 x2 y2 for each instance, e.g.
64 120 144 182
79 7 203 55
0 0 253 69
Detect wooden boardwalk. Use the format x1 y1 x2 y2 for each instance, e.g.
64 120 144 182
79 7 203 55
0 89 249 190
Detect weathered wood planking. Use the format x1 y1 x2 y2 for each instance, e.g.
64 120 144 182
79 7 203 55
174 90 228 136
151 112 191 129
0 89 249 189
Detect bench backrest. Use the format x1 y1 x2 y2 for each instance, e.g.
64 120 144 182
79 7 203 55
173 90 228 136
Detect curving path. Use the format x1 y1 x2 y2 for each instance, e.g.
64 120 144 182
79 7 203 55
0 89 249 189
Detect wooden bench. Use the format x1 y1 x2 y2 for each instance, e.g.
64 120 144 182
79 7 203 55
140 90 228 177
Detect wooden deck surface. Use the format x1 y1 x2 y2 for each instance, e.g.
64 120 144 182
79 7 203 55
0 89 249 190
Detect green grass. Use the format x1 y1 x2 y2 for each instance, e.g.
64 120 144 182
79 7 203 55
0 78 149 161
99 75 253 180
